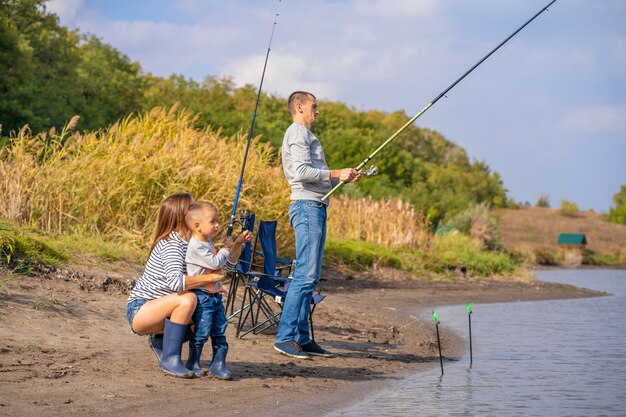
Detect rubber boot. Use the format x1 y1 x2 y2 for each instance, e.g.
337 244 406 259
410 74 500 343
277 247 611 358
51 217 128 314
208 341 233 380
185 343 207 378
150 326 191 363
148 333 163 362
159 319 195 378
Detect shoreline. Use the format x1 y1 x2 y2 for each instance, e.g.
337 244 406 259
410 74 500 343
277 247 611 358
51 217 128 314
0 266 605 417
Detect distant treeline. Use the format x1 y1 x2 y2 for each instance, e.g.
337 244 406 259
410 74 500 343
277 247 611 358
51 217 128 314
1 0 509 224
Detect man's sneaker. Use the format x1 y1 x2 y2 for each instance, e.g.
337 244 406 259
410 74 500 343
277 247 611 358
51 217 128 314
274 340 311 359
300 340 335 358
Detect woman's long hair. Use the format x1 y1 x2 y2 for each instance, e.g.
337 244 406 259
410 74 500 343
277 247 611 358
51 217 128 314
149 193 195 254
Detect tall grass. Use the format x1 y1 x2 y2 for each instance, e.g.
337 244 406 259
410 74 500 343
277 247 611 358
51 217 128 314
327 196 432 248
1 106 292 250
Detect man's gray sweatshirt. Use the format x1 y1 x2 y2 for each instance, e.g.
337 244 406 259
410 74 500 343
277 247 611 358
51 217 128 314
281 122 336 204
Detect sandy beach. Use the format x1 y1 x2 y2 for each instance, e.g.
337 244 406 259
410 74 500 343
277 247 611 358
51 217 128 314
0 264 604 417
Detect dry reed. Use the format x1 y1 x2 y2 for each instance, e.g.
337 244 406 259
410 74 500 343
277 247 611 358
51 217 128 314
327 196 432 249
1 106 292 250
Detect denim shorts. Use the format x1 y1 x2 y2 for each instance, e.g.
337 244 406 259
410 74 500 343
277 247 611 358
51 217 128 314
126 298 149 332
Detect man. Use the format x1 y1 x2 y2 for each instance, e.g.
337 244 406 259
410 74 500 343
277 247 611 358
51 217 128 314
274 91 361 359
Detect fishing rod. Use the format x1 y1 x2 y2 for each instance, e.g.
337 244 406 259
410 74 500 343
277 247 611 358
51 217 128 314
322 0 557 202
226 1 281 237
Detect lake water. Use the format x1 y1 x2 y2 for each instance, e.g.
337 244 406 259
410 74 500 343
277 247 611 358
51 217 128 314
326 269 626 417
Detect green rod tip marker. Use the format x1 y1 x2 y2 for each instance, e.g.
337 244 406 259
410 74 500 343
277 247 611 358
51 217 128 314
467 303 472 314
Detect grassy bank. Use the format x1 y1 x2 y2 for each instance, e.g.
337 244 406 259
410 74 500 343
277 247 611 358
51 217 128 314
496 207 626 266
326 234 521 278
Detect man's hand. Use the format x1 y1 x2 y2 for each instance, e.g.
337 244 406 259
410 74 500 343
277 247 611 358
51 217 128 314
332 168 361 183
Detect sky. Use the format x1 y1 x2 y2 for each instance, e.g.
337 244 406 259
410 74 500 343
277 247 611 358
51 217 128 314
46 0 626 212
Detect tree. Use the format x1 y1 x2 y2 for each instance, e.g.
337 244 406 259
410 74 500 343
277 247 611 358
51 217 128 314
608 184 626 225
75 35 145 130
536 193 550 208
559 200 579 217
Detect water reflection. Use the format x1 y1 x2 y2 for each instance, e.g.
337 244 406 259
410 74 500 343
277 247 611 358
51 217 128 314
325 269 626 417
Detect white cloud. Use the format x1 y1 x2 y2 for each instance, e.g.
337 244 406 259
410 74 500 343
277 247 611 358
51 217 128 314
558 106 626 134
223 52 336 99
45 0 83 22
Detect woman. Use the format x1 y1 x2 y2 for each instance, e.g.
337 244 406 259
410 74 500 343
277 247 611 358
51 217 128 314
126 193 224 378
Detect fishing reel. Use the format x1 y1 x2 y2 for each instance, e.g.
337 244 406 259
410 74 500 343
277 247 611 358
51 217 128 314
360 165 379 178
226 209 253 238
239 210 253 231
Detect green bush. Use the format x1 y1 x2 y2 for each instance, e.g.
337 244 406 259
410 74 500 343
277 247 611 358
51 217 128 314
325 238 404 271
559 200 579 217
427 233 518 276
444 202 504 251
536 194 550 208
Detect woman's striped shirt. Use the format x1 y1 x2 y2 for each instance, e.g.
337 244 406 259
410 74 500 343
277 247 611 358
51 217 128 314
127 231 188 303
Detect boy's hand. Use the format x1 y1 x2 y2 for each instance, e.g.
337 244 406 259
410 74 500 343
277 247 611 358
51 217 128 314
223 237 234 250
235 230 253 245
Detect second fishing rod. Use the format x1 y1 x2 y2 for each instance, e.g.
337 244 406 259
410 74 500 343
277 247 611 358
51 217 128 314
226 2 281 238
322 0 557 202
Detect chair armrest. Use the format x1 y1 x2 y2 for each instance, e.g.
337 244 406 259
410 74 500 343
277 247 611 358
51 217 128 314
276 256 293 265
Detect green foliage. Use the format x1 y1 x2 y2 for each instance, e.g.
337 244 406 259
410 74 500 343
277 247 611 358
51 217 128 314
505 198 521 209
444 203 504 251
536 193 550 208
0 1 144 134
325 235 520 277
559 199 579 217
608 184 626 225
325 238 405 271
0 220 68 274
585 251 622 266
426 234 518 276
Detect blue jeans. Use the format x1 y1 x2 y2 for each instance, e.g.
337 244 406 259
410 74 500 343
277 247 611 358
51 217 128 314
276 200 327 345
126 299 149 333
190 290 228 349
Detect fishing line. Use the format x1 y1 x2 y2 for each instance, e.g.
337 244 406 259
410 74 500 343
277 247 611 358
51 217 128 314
226 0 282 237
322 0 557 202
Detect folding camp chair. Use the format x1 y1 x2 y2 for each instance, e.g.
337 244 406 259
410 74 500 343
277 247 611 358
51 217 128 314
225 212 255 320
235 220 327 340
283 277 326 342
235 220 293 338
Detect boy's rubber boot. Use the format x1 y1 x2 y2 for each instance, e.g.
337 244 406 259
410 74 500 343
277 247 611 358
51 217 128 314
208 340 233 380
159 319 195 378
185 343 207 377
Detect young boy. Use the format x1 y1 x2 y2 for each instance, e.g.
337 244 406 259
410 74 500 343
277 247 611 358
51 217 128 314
184 201 252 379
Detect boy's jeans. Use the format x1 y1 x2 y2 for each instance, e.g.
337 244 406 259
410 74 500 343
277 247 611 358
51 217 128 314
275 200 327 346
190 290 228 348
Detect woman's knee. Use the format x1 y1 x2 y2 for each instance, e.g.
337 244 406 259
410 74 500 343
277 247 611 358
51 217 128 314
179 292 198 311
